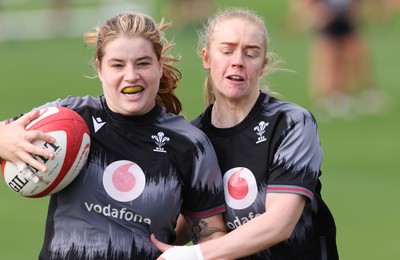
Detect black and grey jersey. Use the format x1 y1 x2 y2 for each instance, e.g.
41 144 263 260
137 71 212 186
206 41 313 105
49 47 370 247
192 92 338 260
323 0 355 13
7 95 225 260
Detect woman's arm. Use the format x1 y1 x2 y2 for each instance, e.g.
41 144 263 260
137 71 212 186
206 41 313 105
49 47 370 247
152 213 227 259
173 214 191 245
201 193 306 259
185 213 227 244
153 193 306 260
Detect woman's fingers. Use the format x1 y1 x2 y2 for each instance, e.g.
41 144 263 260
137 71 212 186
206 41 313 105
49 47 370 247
1 109 55 173
150 234 174 252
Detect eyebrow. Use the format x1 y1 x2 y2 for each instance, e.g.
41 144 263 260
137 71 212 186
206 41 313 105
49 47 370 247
220 42 261 50
136 56 152 61
107 56 152 63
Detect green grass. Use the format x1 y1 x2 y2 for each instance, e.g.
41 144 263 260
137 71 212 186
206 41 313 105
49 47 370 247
1 1 399 259
0 0 100 11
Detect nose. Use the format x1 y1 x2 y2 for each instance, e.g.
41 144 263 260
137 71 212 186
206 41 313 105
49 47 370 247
125 65 139 82
231 51 244 68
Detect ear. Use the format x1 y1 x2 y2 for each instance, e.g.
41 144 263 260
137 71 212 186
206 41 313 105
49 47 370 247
201 48 210 69
159 58 163 78
260 57 268 76
96 59 103 81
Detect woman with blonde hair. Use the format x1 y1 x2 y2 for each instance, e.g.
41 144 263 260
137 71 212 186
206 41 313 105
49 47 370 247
152 8 338 260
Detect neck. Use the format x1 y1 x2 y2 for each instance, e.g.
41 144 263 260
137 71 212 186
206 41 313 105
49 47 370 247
211 92 259 128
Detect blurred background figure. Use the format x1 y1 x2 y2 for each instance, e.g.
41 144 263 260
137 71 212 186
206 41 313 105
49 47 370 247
49 0 72 35
284 0 387 119
363 0 400 24
163 0 216 31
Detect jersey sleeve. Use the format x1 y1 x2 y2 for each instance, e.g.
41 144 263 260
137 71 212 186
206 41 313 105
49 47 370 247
180 133 226 219
4 96 75 124
5 95 100 124
267 108 322 201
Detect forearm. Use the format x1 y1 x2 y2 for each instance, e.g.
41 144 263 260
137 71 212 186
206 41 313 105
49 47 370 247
154 212 293 260
200 213 291 260
186 214 227 244
197 230 226 243
157 195 305 260
0 120 8 160
200 194 306 260
174 214 191 245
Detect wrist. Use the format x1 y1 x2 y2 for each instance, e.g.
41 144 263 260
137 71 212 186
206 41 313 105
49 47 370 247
193 244 204 260
160 244 204 260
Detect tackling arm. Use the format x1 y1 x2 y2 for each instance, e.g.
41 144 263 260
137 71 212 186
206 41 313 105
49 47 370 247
153 193 306 260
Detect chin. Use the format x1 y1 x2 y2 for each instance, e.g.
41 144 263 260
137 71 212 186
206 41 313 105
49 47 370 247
223 91 248 100
126 105 153 116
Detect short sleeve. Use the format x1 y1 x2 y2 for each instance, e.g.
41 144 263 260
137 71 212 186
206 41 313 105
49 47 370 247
267 109 322 201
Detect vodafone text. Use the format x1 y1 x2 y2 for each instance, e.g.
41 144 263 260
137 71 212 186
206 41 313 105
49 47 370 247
226 212 261 230
84 202 151 225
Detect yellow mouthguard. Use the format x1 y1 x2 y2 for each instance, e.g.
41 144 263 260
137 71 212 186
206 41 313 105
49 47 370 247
122 86 143 94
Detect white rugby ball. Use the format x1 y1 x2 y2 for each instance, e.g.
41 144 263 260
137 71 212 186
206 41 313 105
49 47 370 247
1 107 91 198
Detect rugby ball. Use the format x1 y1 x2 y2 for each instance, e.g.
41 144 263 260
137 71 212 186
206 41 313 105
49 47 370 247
1 107 91 198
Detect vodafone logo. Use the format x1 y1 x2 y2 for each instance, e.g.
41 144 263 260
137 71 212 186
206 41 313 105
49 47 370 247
223 167 257 210
103 160 146 202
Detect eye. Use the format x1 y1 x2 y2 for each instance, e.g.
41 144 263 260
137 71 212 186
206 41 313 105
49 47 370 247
137 62 150 67
111 63 124 68
245 51 257 58
220 47 233 55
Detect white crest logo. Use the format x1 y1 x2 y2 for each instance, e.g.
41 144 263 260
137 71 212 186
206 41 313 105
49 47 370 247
254 121 269 144
151 131 170 153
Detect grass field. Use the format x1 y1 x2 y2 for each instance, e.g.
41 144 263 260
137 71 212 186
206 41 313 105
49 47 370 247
1 1 399 259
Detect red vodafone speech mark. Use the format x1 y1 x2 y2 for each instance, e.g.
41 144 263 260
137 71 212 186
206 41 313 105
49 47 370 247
112 163 136 192
223 167 257 210
227 168 248 200
103 160 146 202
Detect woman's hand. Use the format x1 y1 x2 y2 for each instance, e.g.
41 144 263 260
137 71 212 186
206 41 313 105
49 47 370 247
151 233 172 252
0 109 55 174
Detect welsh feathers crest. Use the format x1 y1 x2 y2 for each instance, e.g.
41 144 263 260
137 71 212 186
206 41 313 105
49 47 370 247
254 121 269 144
151 131 170 153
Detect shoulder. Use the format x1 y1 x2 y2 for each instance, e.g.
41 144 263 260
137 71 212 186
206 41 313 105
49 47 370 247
263 96 317 126
191 114 204 129
158 112 211 144
38 95 102 111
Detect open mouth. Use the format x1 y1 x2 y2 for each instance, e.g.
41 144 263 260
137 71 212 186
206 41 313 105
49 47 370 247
227 75 244 82
122 86 143 96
